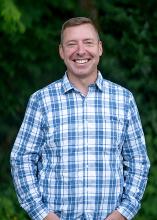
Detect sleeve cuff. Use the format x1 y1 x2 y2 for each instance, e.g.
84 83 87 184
21 201 49 220
116 198 140 220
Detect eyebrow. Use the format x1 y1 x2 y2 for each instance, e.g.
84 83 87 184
64 38 98 44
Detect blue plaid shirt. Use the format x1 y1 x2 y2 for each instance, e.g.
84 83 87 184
11 72 150 220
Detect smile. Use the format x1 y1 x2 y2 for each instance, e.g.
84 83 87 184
74 59 89 64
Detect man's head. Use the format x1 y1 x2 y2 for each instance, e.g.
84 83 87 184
60 17 100 44
59 17 103 81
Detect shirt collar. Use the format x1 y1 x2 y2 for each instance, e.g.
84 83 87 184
61 71 105 94
61 73 74 94
95 71 104 92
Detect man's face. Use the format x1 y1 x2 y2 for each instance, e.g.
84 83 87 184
59 23 103 79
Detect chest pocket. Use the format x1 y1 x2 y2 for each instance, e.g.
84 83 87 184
101 116 126 153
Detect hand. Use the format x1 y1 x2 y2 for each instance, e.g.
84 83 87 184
44 212 60 220
105 210 127 220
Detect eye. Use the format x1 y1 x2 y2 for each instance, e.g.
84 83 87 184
66 42 77 48
84 40 95 46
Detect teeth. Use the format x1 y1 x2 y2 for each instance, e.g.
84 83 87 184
75 59 88 64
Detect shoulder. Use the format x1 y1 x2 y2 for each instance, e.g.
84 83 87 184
30 78 63 102
103 78 133 99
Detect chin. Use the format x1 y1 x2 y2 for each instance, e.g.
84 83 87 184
75 72 93 78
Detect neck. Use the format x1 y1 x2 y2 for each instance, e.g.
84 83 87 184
67 72 98 96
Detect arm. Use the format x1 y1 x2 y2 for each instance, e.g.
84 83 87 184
10 92 49 220
116 94 150 220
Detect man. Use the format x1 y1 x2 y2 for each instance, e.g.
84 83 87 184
11 17 150 220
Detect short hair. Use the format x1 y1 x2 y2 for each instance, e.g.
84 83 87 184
60 17 100 43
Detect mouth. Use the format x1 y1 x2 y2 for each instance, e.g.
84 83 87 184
73 59 90 64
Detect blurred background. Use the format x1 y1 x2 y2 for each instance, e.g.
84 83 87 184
0 0 157 219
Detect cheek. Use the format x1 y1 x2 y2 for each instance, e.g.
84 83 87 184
60 49 73 60
68 49 78 58
65 47 77 56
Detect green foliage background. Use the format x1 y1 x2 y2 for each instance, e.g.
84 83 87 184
0 0 156 219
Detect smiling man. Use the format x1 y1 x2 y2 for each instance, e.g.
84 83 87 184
59 21 102 96
11 17 150 220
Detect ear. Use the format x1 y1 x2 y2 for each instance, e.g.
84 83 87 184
59 44 64 60
99 41 103 56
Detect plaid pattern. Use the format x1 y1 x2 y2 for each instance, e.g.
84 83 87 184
11 72 150 220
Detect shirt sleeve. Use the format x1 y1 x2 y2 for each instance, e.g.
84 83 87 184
10 92 49 220
117 93 150 220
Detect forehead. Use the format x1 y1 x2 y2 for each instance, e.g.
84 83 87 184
62 23 98 42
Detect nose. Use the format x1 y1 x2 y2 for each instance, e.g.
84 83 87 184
76 42 86 56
